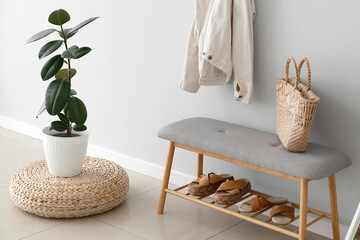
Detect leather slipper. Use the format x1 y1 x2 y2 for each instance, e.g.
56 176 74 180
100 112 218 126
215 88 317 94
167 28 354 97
214 179 251 205
239 195 288 213
188 172 234 196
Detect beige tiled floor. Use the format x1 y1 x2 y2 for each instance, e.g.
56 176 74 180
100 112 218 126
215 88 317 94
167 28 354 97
0 127 330 240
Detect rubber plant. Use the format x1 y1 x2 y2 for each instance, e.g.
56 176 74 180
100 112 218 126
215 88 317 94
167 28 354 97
27 9 98 136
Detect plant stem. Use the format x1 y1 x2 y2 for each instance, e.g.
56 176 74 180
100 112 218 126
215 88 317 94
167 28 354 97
60 24 72 137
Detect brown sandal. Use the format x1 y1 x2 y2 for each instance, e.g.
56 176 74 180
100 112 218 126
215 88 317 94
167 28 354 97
270 203 295 225
187 172 234 196
214 179 251 205
239 195 288 213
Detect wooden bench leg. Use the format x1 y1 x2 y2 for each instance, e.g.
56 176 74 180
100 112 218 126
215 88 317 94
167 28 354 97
197 153 203 178
157 142 175 214
299 178 308 240
329 174 340 240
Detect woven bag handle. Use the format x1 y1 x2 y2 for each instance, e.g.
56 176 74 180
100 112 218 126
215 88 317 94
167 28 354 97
298 58 311 90
285 56 300 89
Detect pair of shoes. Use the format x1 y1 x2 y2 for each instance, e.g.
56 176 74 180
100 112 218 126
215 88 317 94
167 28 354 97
187 172 251 205
239 196 295 225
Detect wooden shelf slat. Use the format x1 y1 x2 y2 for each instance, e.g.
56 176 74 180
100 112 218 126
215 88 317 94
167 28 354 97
294 215 325 233
250 206 272 218
174 184 188 192
165 188 299 239
198 195 210 200
291 202 331 219
264 217 272 223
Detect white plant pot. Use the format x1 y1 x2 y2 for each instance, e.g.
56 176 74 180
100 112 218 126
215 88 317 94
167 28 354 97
42 127 89 177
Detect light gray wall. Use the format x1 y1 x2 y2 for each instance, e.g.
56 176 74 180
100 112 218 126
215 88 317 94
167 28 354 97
0 0 359 225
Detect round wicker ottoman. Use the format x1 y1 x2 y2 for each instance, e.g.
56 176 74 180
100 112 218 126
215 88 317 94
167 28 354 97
10 156 129 218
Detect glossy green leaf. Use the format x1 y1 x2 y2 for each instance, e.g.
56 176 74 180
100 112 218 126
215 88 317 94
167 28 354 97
68 17 99 35
58 113 69 125
61 46 91 59
68 97 87 126
48 9 70 26
36 101 46 118
38 40 63 59
51 121 67 131
45 79 70 115
59 28 78 39
26 29 57 44
41 55 64 80
61 45 79 58
55 68 77 80
73 124 87 131
70 89 77 95
74 47 91 59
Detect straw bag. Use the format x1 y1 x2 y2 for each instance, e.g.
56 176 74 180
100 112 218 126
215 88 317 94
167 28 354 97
276 57 320 152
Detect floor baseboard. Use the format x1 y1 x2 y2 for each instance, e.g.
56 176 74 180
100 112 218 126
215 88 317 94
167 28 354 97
86 143 195 186
0 115 43 140
0 115 349 239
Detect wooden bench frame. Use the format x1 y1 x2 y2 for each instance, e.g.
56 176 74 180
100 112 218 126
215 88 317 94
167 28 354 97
157 142 340 240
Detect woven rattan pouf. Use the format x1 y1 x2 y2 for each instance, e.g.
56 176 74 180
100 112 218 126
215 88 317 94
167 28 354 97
10 156 129 218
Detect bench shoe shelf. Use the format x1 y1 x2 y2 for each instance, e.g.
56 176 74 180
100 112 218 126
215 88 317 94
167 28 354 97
157 141 342 240
157 118 351 240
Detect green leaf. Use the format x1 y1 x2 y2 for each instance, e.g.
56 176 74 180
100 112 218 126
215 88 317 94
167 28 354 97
51 121 67 132
59 28 78 39
58 113 69 125
68 17 99 35
38 40 63 59
68 97 87 126
74 47 91 59
45 79 70 115
26 29 57 44
61 45 79 58
55 68 77 80
36 101 46 118
70 89 77 95
61 46 91 59
41 55 64 80
73 124 87 131
48 9 70 26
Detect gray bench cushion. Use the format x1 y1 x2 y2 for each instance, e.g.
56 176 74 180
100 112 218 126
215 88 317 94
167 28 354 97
158 117 351 180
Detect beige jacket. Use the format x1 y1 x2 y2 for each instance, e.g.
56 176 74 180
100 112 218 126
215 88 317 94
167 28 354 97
180 0 256 104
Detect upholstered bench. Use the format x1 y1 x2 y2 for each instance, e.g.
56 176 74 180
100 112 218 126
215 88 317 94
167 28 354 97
156 117 351 240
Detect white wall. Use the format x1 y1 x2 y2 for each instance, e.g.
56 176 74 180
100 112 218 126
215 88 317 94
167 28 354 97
0 0 359 227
